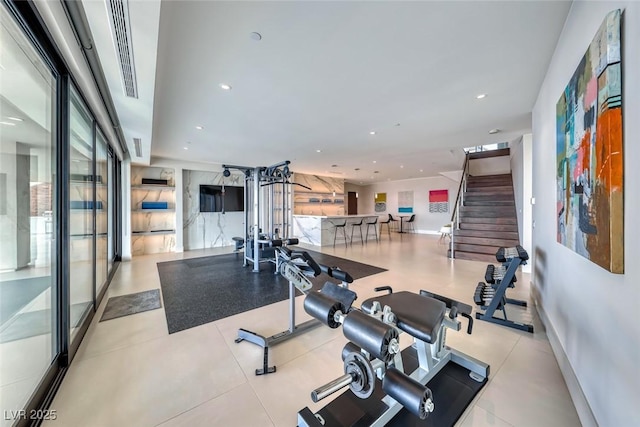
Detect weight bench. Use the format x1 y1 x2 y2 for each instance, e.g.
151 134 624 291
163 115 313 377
299 286 489 427
236 247 355 375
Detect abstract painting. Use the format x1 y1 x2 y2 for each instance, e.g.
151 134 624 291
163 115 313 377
398 191 413 214
556 9 623 273
429 190 449 213
374 193 387 212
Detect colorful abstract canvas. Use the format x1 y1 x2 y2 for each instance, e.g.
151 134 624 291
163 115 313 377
429 190 449 213
374 192 387 212
556 9 623 273
398 191 413 214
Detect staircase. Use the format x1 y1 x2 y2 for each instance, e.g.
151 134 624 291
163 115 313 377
449 149 520 262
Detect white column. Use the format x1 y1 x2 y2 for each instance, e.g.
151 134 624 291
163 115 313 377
174 167 184 252
121 157 132 261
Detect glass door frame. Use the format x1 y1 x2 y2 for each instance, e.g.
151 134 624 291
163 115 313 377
4 1 123 424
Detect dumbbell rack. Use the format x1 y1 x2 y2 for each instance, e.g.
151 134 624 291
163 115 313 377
473 246 533 333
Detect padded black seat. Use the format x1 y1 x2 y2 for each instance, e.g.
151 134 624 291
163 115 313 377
360 292 446 344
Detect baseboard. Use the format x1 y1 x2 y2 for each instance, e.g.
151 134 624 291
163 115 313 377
412 229 441 235
530 282 598 427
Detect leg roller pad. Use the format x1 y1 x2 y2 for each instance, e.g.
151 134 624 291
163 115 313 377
382 367 433 420
304 292 345 329
342 310 399 363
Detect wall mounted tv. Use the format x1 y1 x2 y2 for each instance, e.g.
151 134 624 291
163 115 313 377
199 185 244 212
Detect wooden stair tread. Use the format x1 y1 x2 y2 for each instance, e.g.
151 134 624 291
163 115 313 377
459 223 518 232
447 250 497 263
454 229 519 239
465 194 514 201
465 185 513 195
464 201 515 206
450 243 502 255
453 236 519 247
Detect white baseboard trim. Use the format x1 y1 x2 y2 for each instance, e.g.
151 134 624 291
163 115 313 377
530 283 598 427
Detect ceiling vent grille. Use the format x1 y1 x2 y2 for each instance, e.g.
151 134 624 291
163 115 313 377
105 0 138 98
133 138 142 157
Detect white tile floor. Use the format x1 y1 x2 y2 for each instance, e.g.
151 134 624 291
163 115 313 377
43 234 581 427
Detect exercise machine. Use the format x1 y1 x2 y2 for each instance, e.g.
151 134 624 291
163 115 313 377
299 286 489 426
235 246 356 375
224 160 310 272
473 245 533 333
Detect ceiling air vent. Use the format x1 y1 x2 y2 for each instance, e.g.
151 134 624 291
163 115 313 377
133 138 142 157
105 0 138 98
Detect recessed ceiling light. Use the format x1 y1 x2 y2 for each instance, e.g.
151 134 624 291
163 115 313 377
183 147 189 150
369 131 376 135
7 117 23 122
195 125 204 130
420 169 423 172
316 149 321 153
219 83 232 90
250 32 262 41
0 121 16 126
372 160 377 164
400 165 404 169
476 94 487 99
488 128 500 134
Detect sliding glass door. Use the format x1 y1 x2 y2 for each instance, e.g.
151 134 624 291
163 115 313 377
96 130 108 296
0 3 58 421
69 87 95 343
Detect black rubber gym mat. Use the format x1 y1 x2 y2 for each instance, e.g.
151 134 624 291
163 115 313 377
157 251 386 334
307 346 487 427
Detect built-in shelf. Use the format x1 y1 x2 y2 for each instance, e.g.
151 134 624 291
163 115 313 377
296 202 344 205
70 234 92 240
71 180 107 187
132 185 175 190
132 230 176 236
131 166 177 255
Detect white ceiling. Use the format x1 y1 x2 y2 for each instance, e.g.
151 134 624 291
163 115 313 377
85 0 572 183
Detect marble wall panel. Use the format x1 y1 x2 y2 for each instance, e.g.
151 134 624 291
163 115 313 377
293 173 345 216
131 234 176 256
131 166 175 186
183 169 245 249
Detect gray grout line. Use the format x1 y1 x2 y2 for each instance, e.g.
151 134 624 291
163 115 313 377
216 322 278 427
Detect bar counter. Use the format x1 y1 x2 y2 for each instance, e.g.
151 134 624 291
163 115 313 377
292 214 381 246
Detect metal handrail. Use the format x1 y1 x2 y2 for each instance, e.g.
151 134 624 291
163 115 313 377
449 151 471 259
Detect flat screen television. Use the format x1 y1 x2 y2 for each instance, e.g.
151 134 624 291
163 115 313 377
199 185 244 212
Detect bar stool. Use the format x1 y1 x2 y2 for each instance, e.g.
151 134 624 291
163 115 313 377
332 220 348 247
350 218 364 245
404 214 416 233
379 215 393 239
365 216 379 242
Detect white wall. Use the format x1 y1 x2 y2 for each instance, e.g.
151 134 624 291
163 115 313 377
468 155 511 176
532 3 640 426
361 176 459 234
510 134 533 273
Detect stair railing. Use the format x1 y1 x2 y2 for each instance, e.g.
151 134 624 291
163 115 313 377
450 151 471 259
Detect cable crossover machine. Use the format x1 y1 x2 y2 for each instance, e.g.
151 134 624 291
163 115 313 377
223 160 311 272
